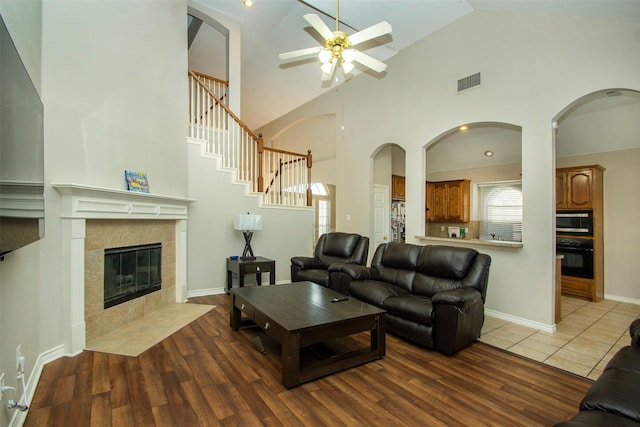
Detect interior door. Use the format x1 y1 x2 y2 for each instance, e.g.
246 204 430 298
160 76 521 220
373 185 389 255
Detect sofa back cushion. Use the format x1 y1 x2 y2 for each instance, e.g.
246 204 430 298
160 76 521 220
316 232 369 268
412 246 479 297
371 242 421 291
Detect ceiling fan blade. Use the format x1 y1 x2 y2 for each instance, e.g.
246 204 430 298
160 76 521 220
352 50 387 73
348 21 392 46
304 14 335 41
279 46 322 60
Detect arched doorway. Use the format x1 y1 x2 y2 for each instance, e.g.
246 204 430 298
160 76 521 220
372 144 406 252
554 88 640 302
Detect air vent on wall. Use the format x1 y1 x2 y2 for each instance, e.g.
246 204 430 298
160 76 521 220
457 72 481 93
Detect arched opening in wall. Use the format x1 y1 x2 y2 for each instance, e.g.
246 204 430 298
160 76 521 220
371 143 406 251
311 183 336 249
553 88 640 304
424 122 522 242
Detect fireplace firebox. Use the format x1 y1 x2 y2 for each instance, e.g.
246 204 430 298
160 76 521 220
104 243 162 309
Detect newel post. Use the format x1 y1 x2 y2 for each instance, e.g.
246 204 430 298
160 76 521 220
306 150 312 206
257 134 264 193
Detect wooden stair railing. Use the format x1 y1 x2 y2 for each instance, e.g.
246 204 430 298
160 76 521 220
188 70 312 207
263 148 312 206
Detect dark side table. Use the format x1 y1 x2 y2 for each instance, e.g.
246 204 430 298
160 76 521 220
226 256 276 293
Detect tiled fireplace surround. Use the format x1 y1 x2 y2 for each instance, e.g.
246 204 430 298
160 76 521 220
54 184 193 355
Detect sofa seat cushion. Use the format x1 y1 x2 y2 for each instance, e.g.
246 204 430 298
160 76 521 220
383 295 433 326
295 269 330 287
349 280 409 306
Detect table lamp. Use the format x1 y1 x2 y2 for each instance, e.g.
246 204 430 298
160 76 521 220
234 213 262 259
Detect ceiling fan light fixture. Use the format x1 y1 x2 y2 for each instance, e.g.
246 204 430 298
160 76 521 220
319 49 332 64
278 0 392 83
320 62 334 74
342 49 355 63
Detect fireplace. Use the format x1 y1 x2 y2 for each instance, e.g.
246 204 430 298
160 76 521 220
104 243 162 308
54 183 193 354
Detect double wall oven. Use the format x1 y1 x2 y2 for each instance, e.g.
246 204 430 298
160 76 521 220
556 210 594 280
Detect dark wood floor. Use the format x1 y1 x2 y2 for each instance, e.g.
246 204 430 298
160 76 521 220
24 294 591 426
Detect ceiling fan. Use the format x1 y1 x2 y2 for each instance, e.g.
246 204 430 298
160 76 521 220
279 0 392 81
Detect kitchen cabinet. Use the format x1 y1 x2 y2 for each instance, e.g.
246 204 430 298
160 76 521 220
556 166 604 210
391 175 405 201
426 179 470 222
557 164 605 302
425 181 434 221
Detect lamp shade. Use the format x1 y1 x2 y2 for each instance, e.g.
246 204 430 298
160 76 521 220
234 214 262 231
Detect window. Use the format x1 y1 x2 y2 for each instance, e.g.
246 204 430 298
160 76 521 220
317 200 331 237
478 181 522 242
311 183 335 247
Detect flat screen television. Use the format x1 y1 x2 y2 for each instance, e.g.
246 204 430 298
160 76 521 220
0 14 45 259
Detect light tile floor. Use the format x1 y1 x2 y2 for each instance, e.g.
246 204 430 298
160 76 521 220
480 296 640 380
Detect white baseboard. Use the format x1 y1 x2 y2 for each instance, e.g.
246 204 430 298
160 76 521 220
187 287 226 298
9 344 65 427
484 309 556 333
604 293 640 306
186 281 291 299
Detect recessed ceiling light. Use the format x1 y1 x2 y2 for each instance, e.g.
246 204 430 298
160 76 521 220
484 150 494 157
459 125 468 131
243 0 254 8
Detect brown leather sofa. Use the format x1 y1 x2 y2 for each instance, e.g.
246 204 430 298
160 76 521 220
555 319 640 426
290 232 369 291
329 242 491 355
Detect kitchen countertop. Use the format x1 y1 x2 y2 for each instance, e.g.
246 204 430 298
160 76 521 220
415 236 523 248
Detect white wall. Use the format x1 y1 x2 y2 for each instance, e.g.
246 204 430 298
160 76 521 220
258 11 640 328
0 2 189 425
0 2 44 426
186 142 313 293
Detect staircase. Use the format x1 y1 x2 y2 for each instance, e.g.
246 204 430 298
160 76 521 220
187 70 312 207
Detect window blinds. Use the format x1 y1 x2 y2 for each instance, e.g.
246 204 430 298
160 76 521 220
478 181 523 242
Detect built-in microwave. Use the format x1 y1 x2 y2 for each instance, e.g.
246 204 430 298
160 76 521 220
556 210 593 236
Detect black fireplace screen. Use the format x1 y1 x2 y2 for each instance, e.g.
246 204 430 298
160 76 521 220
104 243 162 309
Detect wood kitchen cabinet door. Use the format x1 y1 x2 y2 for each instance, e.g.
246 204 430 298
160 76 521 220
447 180 470 222
426 179 470 222
391 175 405 201
431 182 448 221
566 169 594 209
556 166 603 210
425 181 434 221
556 171 567 209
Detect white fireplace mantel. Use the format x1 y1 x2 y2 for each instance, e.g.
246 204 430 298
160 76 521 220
53 183 194 355
53 183 194 219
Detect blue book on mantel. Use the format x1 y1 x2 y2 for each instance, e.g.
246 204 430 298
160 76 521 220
125 170 149 193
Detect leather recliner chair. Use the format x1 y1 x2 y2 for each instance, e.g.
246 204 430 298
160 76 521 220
290 232 369 292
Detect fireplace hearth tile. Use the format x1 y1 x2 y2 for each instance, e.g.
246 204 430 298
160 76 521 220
86 303 215 357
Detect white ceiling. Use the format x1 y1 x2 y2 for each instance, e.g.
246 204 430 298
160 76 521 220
194 0 640 130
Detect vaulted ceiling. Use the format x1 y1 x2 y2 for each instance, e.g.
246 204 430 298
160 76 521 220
191 0 640 130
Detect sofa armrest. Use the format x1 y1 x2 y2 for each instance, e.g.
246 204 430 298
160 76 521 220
291 256 323 270
432 287 482 308
328 263 378 281
432 287 484 355
327 263 376 296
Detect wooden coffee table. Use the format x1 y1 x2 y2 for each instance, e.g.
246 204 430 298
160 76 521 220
229 281 386 388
